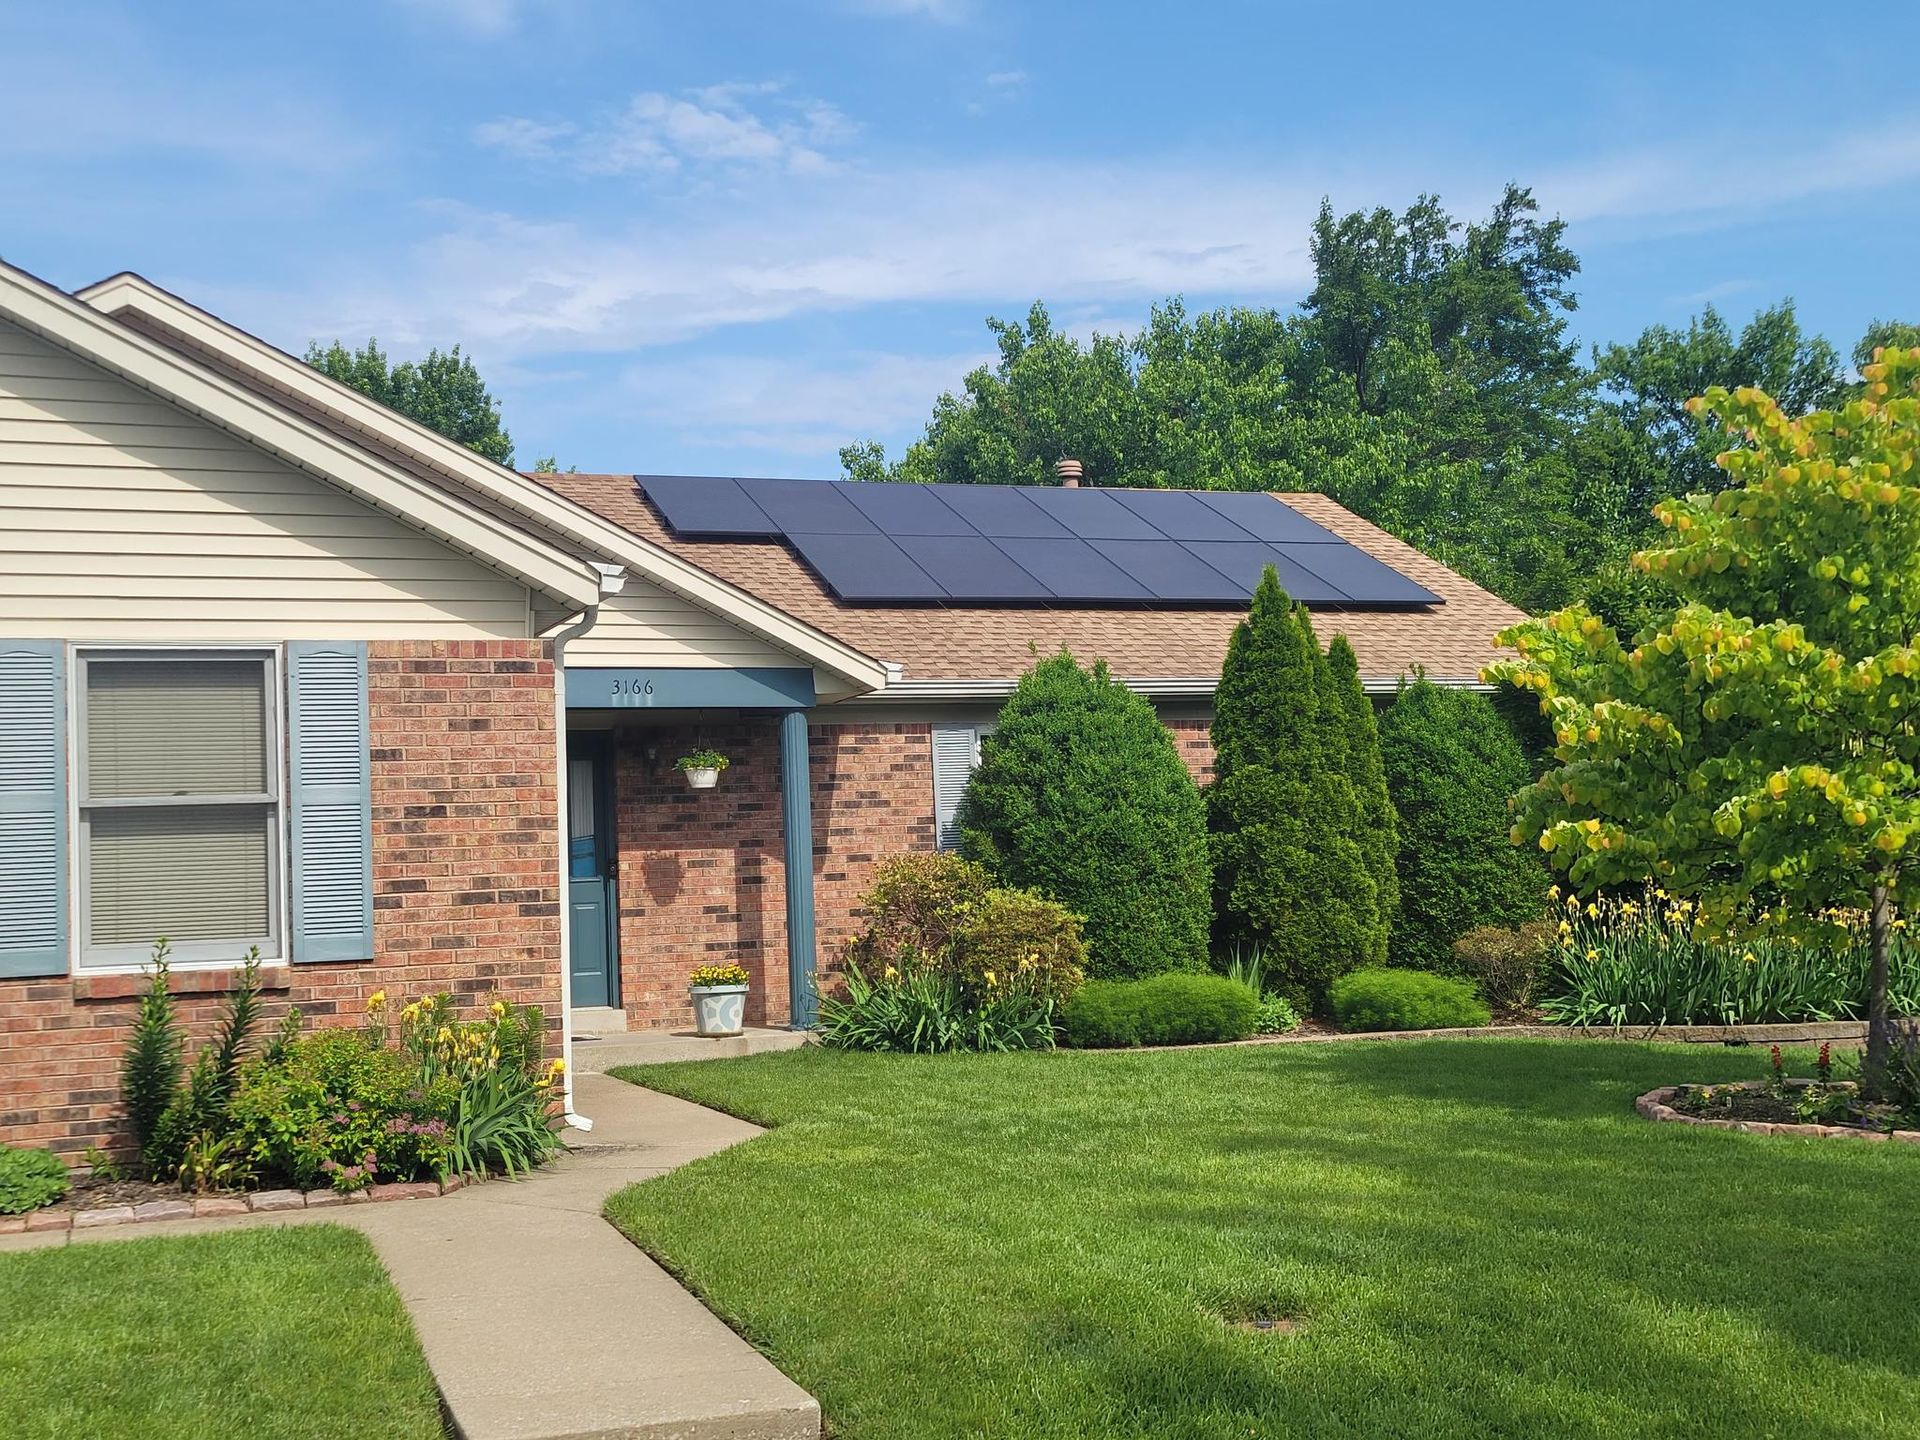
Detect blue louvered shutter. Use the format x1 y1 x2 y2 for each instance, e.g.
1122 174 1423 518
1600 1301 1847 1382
287 642 374 963
0 642 69 977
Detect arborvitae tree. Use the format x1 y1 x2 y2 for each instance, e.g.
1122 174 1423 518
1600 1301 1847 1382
1209 570 1389 1004
1379 674 1549 972
1327 635 1400 931
959 651 1211 979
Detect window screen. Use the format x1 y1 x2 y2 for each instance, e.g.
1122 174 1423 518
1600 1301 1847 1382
79 653 279 964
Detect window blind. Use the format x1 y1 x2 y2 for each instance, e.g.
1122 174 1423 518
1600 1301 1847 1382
88 804 272 945
85 659 268 799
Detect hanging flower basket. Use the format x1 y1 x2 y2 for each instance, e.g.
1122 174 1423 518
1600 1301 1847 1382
675 749 730 791
688 963 750 1036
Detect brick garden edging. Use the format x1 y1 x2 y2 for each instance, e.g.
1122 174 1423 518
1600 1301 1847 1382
1635 1081 1920 1143
0 1176 463 1236
1250 1019 1871 1047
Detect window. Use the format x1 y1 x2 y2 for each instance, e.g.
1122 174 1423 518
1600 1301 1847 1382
931 721 993 851
77 650 281 966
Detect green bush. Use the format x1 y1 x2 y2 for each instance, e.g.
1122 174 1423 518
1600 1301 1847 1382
1541 891 1920 1026
817 954 1057 1053
1380 676 1549 973
843 852 1087 1010
0 1145 70 1215
960 651 1210 979
227 1029 456 1192
1451 921 1554 1013
1210 572 1390 1005
120 943 182 1173
1061 974 1258 1048
1329 969 1492 1032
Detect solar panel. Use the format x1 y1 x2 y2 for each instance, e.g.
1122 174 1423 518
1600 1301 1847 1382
1278 543 1443 605
895 535 1051 600
1191 491 1343 544
993 537 1155 602
934 485 1072 538
1020 485 1162 540
739 477 878 534
841 483 972 535
1182 543 1349 605
635 475 777 536
638 473 1441 608
1087 540 1245 602
1107 488 1257 541
787 532 946 600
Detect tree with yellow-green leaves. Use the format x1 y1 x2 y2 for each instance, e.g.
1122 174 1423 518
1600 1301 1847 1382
1487 347 1920 1090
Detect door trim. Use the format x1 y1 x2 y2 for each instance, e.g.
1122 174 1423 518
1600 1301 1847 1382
566 732 621 1011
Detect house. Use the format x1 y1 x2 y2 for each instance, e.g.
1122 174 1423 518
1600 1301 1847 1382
0 260 1525 1154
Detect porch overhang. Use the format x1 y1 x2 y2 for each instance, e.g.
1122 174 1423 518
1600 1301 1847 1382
565 666 815 712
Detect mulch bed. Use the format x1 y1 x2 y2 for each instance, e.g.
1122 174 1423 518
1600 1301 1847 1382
1637 1079 1920 1143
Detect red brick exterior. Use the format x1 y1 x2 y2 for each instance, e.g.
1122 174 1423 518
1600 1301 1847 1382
608 707 1216 1031
0 641 562 1158
611 719 937 1029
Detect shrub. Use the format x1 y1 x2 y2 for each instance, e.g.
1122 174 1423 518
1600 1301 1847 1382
1540 890 1920 1027
1220 944 1300 1035
1061 974 1258 1048
0 1145 70 1215
1380 676 1549 973
1254 993 1301 1035
120 942 182 1172
844 853 1086 1009
147 949 267 1180
1326 635 1400 935
1211 571 1389 1005
1329 969 1492 1032
1451 921 1554 1013
227 1029 456 1192
960 651 1211 979
388 993 561 1180
817 953 1056 1054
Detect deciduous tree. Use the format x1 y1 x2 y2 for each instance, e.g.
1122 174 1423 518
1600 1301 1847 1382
305 338 514 465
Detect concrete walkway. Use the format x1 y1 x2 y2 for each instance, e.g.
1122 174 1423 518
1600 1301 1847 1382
4 1072 819 1440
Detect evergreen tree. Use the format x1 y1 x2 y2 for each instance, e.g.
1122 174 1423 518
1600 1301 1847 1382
959 652 1211 979
1327 635 1400 930
1209 570 1389 1004
1379 675 1548 971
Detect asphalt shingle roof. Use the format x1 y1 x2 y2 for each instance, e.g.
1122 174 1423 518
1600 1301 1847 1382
536 474 1527 686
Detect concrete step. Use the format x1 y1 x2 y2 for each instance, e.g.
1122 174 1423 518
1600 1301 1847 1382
570 1006 629 1037
573 1025 812 1073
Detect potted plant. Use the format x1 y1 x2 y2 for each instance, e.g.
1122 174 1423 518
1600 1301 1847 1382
675 748 730 790
688 963 750 1037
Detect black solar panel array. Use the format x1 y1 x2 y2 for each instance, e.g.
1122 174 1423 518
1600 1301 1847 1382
635 474 1442 608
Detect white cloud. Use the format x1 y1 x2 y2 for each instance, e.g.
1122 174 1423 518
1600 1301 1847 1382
616 349 993 455
984 69 1027 90
393 0 533 35
477 84 857 177
841 0 969 21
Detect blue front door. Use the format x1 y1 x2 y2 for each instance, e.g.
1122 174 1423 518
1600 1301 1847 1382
566 737 619 1010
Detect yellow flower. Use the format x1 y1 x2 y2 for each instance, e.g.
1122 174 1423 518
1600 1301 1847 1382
401 1001 420 1021
1586 903 1600 918
1743 950 1757 965
1548 884 1561 899
1558 921 1572 937
490 1000 507 1018
1585 948 1599 963
984 969 998 987
883 965 899 981
548 1058 566 1075
366 989 387 1011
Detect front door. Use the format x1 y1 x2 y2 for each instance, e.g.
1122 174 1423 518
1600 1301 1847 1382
566 736 619 1010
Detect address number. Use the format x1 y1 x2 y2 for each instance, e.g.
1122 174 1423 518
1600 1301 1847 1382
611 677 654 698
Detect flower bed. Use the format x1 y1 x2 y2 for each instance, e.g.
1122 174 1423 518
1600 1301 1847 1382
1637 1082 1920 1143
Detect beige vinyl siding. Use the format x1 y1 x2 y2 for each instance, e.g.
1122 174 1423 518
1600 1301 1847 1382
0 320 533 639
563 579 814 669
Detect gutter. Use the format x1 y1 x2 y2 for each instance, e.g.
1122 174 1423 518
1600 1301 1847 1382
549 562 628 1131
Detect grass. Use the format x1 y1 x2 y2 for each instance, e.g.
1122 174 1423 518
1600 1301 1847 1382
606 1040 1920 1440
0 1224 442 1440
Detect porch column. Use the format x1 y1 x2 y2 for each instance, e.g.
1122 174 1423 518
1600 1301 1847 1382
779 708 818 1028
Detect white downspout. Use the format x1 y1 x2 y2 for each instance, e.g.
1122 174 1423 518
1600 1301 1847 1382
550 563 627 1131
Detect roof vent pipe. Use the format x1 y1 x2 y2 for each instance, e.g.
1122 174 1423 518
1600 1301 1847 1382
1054 457 1083 487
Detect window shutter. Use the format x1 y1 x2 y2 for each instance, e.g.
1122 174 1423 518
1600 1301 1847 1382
931 724 979 852
288 642 374 963
0 642 69 977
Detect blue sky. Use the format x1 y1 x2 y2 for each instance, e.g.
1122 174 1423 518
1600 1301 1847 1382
4 0 1917 475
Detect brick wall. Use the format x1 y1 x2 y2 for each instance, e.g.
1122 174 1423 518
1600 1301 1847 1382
0 640 562 1158
611 719 937 1029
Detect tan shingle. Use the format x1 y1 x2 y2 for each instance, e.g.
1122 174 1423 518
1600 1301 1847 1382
535 474 1527 686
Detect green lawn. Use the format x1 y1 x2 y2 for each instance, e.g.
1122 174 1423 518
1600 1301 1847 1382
607 1040 1920 1440
0 1224 442 1440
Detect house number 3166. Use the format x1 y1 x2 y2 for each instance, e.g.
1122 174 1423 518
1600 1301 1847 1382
611 677 654 697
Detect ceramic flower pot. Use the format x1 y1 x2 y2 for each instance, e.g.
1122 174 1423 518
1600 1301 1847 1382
684 767 720 790
690 983 748 1036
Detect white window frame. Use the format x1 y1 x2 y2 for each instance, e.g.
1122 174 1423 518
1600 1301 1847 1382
70 644 288 971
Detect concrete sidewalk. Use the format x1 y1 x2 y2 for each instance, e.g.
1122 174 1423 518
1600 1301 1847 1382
5 1072 819 1440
